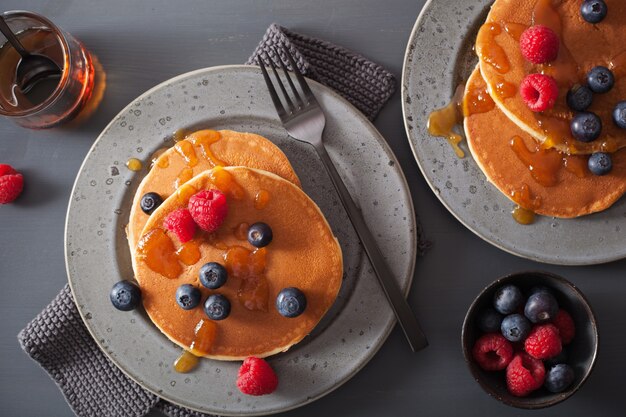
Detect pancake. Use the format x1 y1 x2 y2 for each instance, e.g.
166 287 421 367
464 66 626 217
128 129 301 251
133 166 343 360
477 0 626 154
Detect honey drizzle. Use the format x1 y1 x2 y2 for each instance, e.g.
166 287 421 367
175 140 199 167
254 190 270 210
462 81 495 116
502 22 527 41
136 228 182 279
126 158 143 171
510 183 541 210
150 147 169 170
427 84 466 158
512 206 536 225
177 183 197 205
188 130 225 167
209 166 245 200
174 350 199 373
510 136 562 187
173 129 189 142
609 50 626 77
223 246 269 311
233 222 249 241
189 319 217 356
494 79 517 99
176 240 201 265
476 22 510 74
174 167 194 189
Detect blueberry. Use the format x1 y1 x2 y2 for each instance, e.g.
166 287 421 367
110 281 141 311
493 285 524 315
500 314 532 342
570 112 602 142
477 308 503 333
528 285 553 297
613 101 626 129
175 284 201 310
199 262 228 289
545 348 568 367
545 364 575 393
580 0 608 24
588 152 613 176
204 294 231 320
587 66 614 93
566 84 593 112
524 291 559 323
140 192 163 214
247 222 273 248
276 287 307 318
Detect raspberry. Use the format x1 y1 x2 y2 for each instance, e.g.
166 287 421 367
236 357 278 396
0 167 24 204
163 208 196 243
520 73 559 112
553 309 575 345
472 333 514 371
0 164 18 177
188 189 228 233
519 25 560 64
524 324 562 359
506 352 546 397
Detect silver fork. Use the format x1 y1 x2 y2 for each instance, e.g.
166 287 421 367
258 47 428 352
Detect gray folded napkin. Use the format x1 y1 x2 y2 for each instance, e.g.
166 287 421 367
18 23 408 417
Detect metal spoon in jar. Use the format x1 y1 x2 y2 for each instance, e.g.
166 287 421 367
0 15 61 94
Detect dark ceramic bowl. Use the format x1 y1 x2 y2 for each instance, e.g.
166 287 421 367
461 271 598 409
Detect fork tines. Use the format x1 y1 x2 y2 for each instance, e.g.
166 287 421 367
257 46 316 121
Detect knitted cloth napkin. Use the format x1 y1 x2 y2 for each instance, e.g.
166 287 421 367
17 24 400 417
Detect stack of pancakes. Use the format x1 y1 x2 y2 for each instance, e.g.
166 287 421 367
464 0 626 218
128 130 342 360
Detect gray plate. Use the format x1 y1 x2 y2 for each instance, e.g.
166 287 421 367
401 0 626 265
66 65 416 415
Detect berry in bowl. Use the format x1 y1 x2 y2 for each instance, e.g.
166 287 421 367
461 271 598 409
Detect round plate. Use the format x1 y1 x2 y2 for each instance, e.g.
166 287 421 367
402 0 626 265
66 65 416 415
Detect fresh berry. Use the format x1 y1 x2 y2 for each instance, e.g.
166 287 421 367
477 308 503 333
493 285 524 315
570 112 602 142
524 291 559 323
519 25 560 64
566 84 593 112
247 222 273 248
140 192 163 214
553 309 576 345
524 324 562 360
613 101 626 129
163 208 196 243
175 284 201 310
237 357 278 396
276 287 307 318
501 314 532 343
545 364 575 393
581 0 608 24
0 164 17 176
545 348 568 367
506 352 546 397
204 294 231 320
520 73 559 112
0 170 24 204
472 333 514 371
188 189 228 233
199 262 228 289
587 66 614 93
528 285 553 297
588 152 612 175
110 281 142 311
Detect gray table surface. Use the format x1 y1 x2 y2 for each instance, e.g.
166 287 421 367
1 0 625 416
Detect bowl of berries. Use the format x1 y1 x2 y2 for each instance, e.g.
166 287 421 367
461 271 598 409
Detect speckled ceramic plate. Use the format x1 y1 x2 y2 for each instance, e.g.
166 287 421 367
66 65 416 415
402 0 626 265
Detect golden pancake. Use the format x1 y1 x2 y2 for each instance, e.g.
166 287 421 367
134 167 342 360
477 0 626 154
128 129 301 251
464 66 626 217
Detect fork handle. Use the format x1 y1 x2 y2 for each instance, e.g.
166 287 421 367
314 144 428 352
